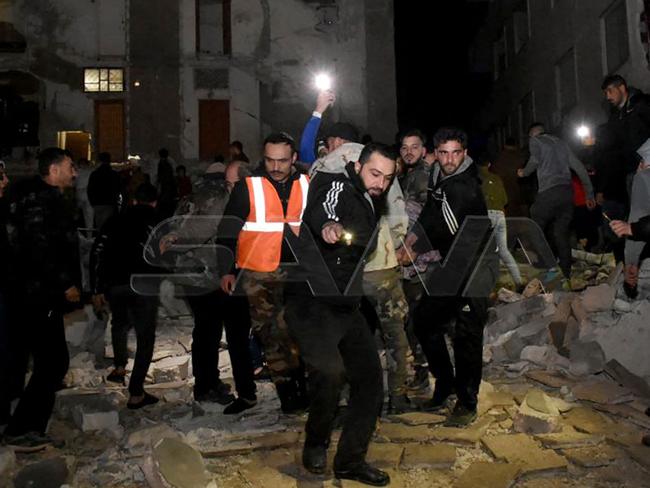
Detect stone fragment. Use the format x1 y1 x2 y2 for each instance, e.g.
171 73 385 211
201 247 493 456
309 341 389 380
376 422 433 442
366 443 404 469
569 341 606 376
152 356 191 383
14 457 70 488
388 412 446 426
562 445 622 467
481 433 568 474
570 299 588 325
580 284 616 312
534 429 603 449
525 370 574 389
562 407 613 434
571 379 634 405
239 465 298 488
455 462 521 488
74 409 120 435
127 423 182 450
520 345 551 365
65 320 91 347
150 438 211 488
612 298 632 313
513 402 561 434
604 359 650 398
251 431 300 450
495 295 548 325
400 443 456 469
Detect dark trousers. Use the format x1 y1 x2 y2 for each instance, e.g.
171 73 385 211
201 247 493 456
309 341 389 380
108 285 158 397
285 297 383 469
414 295 488 410
5 300 69 436
530 185 574 278
186 291 256 399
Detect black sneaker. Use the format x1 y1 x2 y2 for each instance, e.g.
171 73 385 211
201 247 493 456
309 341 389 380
445 403 477 427
3 432 53 453
127 392 159 410
334 462 390 486
406 367 430 392
106 368 126 385
302 443 327 474
420 386 454 413
195 388 235 405
387 394 413 415
223 397 257 415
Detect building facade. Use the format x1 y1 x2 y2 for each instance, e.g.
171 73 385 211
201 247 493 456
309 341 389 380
0 0 397 166
473 0 650 150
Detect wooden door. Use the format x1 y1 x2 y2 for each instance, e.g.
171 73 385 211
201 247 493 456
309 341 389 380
199 99 229 161
95 100 125 161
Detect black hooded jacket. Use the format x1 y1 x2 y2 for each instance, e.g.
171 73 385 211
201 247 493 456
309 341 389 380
414 157 488 259
286 162 380 306
607 88 650 174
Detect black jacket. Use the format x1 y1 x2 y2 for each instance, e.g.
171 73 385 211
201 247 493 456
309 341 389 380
87 162 122 207
415 158 488 259
216 163 306 276
90 204 161 294
0 196 9 291
7 177 80 304
607 88 650 174
288 162 379 306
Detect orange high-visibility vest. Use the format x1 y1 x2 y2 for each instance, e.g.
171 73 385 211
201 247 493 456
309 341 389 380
236 174 310 272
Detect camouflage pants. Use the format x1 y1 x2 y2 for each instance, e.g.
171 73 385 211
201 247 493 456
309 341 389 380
240 269 301 384
403 279 428 367
362 267 409 396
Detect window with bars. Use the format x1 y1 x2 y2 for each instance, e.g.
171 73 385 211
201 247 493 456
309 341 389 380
84 68 124 93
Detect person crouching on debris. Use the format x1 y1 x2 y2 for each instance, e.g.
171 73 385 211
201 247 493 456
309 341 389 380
90 183 162 409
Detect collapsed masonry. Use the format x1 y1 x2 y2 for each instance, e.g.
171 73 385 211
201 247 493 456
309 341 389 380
2 254 650 487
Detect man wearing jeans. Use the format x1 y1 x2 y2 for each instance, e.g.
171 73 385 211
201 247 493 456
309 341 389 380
478 156 524 290
518 123 595 284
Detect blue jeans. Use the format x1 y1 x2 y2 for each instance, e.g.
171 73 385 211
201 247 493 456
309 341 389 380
488 210 523 285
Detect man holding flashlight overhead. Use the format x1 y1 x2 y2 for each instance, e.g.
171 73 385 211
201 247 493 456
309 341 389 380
285 142 396 486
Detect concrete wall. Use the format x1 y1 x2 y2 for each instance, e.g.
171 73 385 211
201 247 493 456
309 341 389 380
476 0 650 146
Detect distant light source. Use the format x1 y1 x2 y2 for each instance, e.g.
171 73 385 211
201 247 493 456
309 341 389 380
134 80 141 87
576 125 590 139
314 73 332 91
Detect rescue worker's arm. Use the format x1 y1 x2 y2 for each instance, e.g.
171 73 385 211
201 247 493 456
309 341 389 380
304 179 351 241
89 217 116 297
519 138 540 177
299 90 335 164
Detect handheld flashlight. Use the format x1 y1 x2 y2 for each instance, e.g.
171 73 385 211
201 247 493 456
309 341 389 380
340 231 353 246
315 73 332 91
576 125 590 139
602 211 612 222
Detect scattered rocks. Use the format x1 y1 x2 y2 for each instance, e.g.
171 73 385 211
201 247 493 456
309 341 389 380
481 433 568 474
388 412 446 426
14 457 70 488
580 284 616 312
400 443 456 470
152 355 191 383
568 341 606 376
145 438 213 488
562 445 623 468
455 462 522 488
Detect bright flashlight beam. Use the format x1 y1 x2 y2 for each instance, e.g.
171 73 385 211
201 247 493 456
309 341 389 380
577 125 590 139
315 73 332 91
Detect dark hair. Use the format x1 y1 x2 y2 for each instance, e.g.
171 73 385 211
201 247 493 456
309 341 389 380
230 140 243 151
433 127 468 149
98 152 111 164
361 134 373 145
400 129 427 146
601 74 627 90
38 147 68 177
263 132 296 154
214 154 225 163
159 148 169 159
359 142 397 166
528 122 545 133
134 182 158 203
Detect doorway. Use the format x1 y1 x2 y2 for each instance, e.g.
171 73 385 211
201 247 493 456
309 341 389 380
198 99 229 161
95 99 125 161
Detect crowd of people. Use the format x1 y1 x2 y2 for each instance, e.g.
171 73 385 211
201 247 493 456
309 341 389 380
0 72 649 485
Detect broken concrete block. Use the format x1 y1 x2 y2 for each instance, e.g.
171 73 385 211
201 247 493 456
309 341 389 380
0 447 16 479
481 433 567 474
562 445 623 467
430 416 493 445
525 370 574 389
517 317 552 345
495 295 548 325
534 429 603 449
400 443 456 469
388 412 446 426
604 359 650 398
501 331 527 361
55 391 121 420
513 402 561 434
571 379 634 405
520 345 551 365
569 341 606 376
612 298 632 313
562 407 614 434
65 320 91 347
152 355 190 383
455 462 521 488
126 423 182 450
239 465 298 488
376 422 433 443
148 438 211 488
366 443 404 469
580 284 616 312
14 457 70 488
570 298 588 325
74 410 120 435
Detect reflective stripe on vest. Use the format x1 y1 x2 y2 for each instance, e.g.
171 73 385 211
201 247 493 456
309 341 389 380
236 174 310 271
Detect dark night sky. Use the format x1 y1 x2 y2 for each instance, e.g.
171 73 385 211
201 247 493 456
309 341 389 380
394 1 491 140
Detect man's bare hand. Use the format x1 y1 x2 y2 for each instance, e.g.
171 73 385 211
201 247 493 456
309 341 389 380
221 274 236 294
322 222 344 244
92 293 107 311
315 90 336 114
610 220 632 238
585 199 596 210
517 168 525 178
159 233 179 254
65 286 81 303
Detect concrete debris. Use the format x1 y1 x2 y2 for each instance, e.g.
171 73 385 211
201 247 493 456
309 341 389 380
571 379 635 405
146 438 213 488
13 457 70 488
126 423 183 451
74 409 121 437
400 443 456 469
522 278 544 298
497 287 523 303
579 284 616 313
152 355 191 383
481 433 568 474
568 341 606 376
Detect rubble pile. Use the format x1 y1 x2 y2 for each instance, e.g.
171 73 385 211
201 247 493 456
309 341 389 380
1 262 648 487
